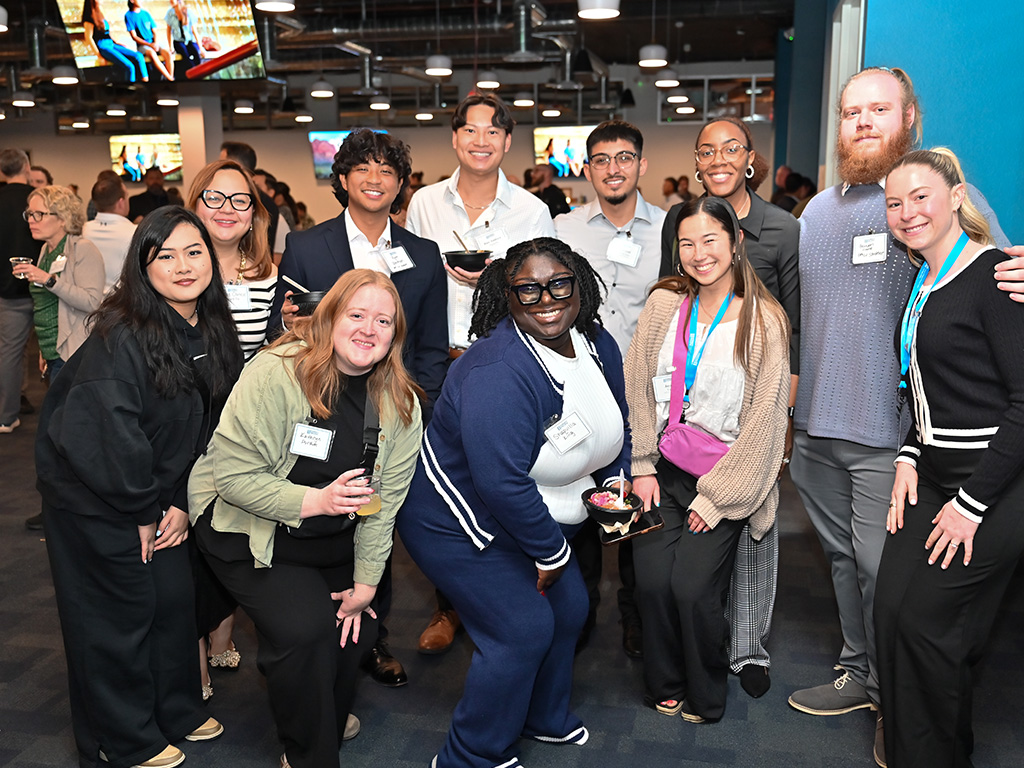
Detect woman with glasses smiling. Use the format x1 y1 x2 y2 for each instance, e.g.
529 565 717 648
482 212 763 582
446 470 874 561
185 159 276 700
398 237 632 768
659 116 801 700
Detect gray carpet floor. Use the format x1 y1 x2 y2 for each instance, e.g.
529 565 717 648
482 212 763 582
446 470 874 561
2 354 1022 768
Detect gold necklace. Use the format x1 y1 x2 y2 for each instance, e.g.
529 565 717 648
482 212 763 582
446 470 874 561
462 199 494 210
234 253 247 285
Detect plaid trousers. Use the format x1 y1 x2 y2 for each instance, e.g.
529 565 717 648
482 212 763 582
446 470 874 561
727 521 777 671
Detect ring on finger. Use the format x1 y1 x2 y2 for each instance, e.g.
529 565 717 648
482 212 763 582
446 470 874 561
949 541 959 550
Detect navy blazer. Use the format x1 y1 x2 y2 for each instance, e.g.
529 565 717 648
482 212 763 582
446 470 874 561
271 214 449 411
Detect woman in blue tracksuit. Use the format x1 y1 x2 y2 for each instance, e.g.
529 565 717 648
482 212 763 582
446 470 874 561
398 237 632 768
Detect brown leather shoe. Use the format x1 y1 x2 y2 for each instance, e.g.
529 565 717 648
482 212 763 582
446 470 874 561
418 609 460 654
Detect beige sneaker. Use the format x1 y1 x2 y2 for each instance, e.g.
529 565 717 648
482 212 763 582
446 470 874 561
133 745 185 768
185 717 224 742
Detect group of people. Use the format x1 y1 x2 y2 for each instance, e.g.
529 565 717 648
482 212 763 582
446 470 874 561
80 0 205 83
1 64 1022 768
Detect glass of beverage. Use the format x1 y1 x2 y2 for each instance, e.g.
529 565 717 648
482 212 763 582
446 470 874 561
356 475 382 516
9 257 32 278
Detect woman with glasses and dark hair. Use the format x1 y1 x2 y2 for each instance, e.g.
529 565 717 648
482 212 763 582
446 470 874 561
658 116 801 699
628 196 790 723
36 206 242 768
12 186 104 384
184 158 276 698
397 237 632 768
186 159 276 361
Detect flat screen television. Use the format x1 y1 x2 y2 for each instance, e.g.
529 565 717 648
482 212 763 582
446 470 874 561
308 130 389 181
532 126 597 180
56 0 265 83
109 134 184 183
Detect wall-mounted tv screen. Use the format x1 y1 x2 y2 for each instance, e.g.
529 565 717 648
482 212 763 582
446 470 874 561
56 0 265 83
109 134 184 183
533 126 597 180
308 130 389 181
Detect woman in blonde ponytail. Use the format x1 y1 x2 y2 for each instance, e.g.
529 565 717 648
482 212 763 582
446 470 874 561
876 148 1024 767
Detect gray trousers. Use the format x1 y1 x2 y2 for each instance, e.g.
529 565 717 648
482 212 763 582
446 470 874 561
788 430 893 706
727 521 778 671
0 297 33 425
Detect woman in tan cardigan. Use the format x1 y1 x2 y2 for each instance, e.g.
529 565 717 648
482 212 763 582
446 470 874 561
625 196 790 724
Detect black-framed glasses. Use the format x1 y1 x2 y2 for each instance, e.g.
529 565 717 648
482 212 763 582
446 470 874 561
200 189 254 212
589 150 638 170
510 276 576 306
22 210 58 223
694 143 748 166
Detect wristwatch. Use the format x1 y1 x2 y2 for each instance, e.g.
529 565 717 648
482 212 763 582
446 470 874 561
44 274 57 289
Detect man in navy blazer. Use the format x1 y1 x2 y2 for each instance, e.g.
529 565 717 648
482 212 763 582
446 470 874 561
271 130 448 411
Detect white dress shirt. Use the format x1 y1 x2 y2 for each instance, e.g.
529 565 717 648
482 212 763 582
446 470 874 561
554 193 666 355
406 167 556 348
81 212 137 294
344 208 393 275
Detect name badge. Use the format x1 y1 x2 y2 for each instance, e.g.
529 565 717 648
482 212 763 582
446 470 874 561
851 232 889 264
380 246 415 273
289 423 335 461
225 283 252 311
606 236 642 268
652 374 673 403
476 227 509 256
543 411 592 455
50 255 68 274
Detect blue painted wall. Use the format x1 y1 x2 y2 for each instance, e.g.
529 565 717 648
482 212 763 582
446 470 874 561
864 0 1024 241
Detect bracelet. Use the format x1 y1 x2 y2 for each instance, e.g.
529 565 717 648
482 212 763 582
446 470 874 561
787 406 795 418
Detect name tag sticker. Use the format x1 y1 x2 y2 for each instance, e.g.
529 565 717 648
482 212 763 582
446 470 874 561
652 374 673 403
477 227 509 255
225 283 252 311
852 232 889 264
50 256 68 274
606 237 642 268
543 411 593 455
290 423 335 461
381 246 415 273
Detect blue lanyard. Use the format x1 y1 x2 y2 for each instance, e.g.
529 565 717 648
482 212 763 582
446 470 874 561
684 293 734 405
899 231 969 389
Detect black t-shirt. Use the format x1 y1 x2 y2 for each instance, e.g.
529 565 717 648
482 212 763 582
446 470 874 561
0 182 36 299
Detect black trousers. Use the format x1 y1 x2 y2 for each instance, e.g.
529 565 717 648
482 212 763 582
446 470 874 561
44 507 206 768
633 467 745 721
571 518 640 629
875 448 1024 768
195 518 375 768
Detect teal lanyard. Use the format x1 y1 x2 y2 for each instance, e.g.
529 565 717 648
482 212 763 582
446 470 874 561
684 293 734 406
898 231 968 394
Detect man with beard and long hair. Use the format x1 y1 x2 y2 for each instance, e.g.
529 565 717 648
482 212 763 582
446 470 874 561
785 66 1016 768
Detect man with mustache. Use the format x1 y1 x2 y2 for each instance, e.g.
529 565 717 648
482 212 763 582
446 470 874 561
787 66 1017 768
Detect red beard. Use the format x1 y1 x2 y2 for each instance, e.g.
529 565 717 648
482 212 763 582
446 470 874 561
837 123 913 186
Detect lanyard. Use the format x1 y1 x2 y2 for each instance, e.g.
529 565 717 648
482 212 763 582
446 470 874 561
899 231 968 390
684 292 734 406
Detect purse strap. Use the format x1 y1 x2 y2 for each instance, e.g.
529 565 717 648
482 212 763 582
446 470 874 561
668 296 691 426
360 389 380 471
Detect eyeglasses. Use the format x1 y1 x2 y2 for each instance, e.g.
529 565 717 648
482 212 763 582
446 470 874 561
509 276 576 306
200 189 254 212
22 210 58 223
694 143 748 166
589 151 638 170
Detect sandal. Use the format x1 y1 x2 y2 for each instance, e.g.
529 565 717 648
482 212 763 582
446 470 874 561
655 699 683 716
208 644 241 669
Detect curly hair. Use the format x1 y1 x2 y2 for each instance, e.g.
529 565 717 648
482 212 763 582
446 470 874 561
28 185 85 235
470 237 606 342
330 129 412 215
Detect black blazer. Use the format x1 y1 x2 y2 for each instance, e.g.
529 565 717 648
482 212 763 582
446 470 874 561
271 214 449 412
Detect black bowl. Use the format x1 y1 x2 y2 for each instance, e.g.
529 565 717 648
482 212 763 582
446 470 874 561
444 250 492 272
290 290 329 317
581 487 643 527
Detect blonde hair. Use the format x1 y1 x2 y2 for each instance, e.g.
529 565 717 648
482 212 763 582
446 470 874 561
887 147 994 265
651 197 790 373
268 269 424 425
185 159 273 281
840 66 923 145
28 185 85 235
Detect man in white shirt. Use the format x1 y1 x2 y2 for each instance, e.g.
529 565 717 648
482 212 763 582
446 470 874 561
554 120 665 657
406 92 555 353
405 93 555 654
82 173 137 294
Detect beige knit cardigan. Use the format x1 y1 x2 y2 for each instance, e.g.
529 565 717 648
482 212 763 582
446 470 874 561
624 288 790 539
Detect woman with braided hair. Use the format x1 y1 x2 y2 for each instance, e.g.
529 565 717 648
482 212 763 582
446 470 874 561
398 237 632 768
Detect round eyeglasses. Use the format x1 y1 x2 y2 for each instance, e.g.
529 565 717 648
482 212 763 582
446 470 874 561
588 151 638 171
694 143 748 167
200 189 254 212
